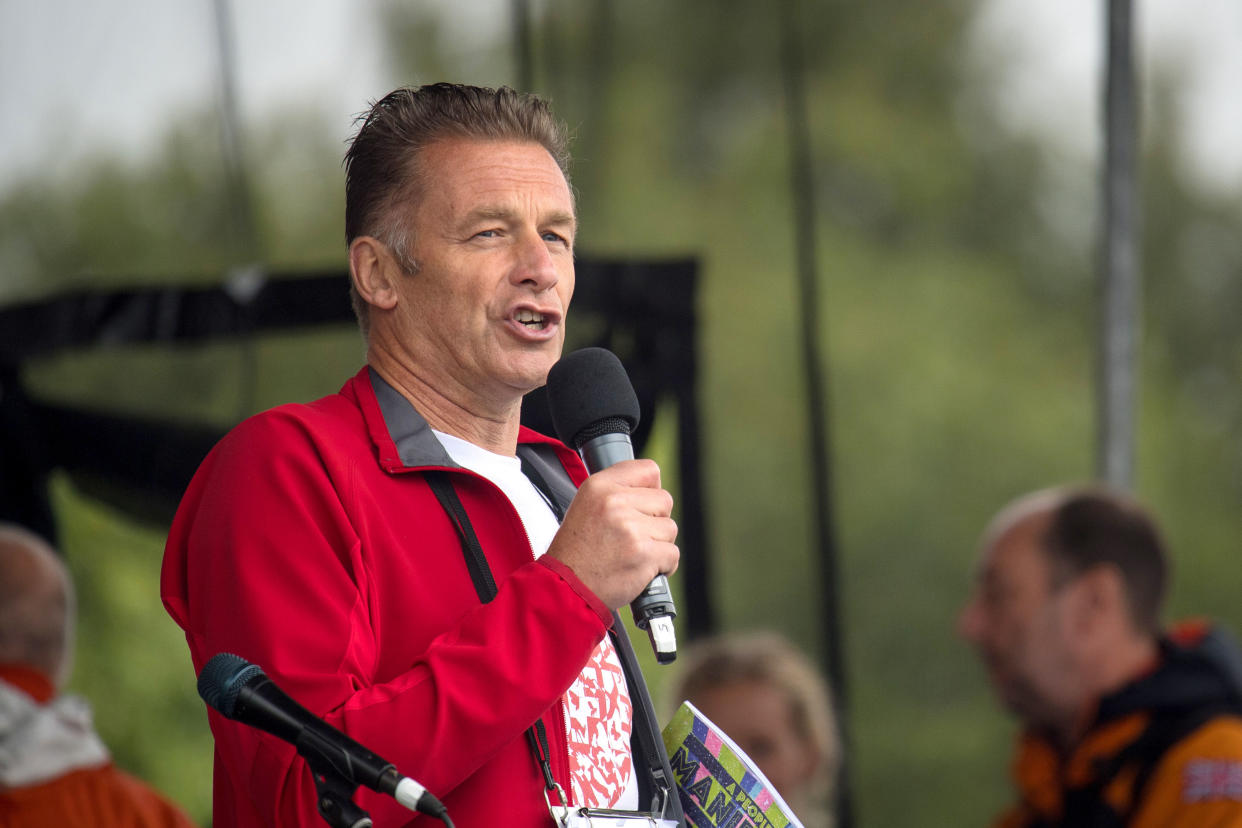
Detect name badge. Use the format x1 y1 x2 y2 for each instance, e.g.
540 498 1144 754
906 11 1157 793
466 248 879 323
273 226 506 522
559 808 679 828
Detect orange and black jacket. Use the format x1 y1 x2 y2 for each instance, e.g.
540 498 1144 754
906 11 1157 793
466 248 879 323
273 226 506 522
998 622 1242 828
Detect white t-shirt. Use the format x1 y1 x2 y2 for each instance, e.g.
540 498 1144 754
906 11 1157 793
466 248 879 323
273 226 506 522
433 431 639 811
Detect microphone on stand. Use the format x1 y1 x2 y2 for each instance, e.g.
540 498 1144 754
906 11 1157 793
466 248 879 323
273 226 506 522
197 653 450 825
546 347 678 664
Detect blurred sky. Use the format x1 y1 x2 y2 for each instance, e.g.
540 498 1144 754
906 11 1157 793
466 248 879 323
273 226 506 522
0 0 1239 195
0 0 391 188
970 0 1242 197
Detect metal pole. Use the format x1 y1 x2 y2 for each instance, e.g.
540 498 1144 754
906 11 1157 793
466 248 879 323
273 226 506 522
1098 0 1140 489
512 0 534 91
209 0 261 419
209 0 257 258
779 0 852 824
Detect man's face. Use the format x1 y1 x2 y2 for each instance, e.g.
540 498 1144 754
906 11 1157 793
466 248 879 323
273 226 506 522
957 514 1083 729
385 137 576 408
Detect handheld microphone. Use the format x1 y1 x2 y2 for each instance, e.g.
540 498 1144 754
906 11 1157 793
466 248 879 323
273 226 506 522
546 347 678 664
197 653 447 821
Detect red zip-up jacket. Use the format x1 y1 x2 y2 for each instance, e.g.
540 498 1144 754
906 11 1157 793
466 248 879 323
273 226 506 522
161 367 618 827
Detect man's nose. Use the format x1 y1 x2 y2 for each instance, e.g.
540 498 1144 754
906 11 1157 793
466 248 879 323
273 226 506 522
511 232 559 291
957 599 983 643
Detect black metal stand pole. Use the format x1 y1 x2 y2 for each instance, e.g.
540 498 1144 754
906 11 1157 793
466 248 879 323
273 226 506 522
1098 0 1141 489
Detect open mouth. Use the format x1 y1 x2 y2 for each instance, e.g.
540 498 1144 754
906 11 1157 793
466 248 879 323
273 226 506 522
515 308 549 331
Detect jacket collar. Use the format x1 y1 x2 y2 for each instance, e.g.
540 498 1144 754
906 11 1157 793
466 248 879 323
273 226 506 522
0 679 111 787
367 367 459 470
1095 623 1242 724
358 366 578 477
0 664 54 704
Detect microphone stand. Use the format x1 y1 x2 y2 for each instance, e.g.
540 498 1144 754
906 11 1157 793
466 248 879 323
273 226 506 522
304 743 373 828
307 755 373 828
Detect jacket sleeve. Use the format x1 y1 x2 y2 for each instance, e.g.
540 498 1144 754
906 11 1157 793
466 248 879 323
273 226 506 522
161 410 612 827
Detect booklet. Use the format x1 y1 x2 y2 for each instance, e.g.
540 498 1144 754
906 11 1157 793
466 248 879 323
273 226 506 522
661 700 805 828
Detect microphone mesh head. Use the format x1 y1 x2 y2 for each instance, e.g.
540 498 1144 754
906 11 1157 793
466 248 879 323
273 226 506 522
574 416 634 444
546 348 640 450
198 653 264 718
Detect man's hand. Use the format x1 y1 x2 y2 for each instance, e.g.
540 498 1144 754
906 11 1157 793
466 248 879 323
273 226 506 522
547 459 679 610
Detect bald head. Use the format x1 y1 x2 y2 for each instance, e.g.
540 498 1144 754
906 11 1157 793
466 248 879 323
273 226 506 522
979 489 1062 551
0 524 74 688
960 486 1168 738
985 485 1168 635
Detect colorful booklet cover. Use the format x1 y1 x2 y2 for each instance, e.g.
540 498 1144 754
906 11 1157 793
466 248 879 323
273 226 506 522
661 700 805 828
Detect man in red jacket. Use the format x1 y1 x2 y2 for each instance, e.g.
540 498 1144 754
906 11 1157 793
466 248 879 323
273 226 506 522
162 84 683 827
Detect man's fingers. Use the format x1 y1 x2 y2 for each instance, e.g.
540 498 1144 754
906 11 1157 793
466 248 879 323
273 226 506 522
652 539 680 577
586 457 661 489
644 515 678 545
629 488 675 519
547 457 679 609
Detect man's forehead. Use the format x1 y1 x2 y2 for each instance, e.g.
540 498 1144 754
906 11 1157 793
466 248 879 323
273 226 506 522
410 137 576 224
981 490 1061 547
422 136 568 184
975 512 1052 585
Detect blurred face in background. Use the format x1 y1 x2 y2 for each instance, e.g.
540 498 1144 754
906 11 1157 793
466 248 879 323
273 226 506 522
691 679 820 805
958 512 1084 732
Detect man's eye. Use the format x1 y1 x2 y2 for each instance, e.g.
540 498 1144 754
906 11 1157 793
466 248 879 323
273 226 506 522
542 231 569 244
474 229 500 239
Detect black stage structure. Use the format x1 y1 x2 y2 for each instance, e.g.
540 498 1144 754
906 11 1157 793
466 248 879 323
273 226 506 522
0 259 715 637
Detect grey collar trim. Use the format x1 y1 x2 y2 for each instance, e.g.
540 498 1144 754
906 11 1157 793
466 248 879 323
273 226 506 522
368 367 460 470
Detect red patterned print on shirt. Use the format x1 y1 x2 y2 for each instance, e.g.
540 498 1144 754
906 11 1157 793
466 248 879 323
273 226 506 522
564 635 634 808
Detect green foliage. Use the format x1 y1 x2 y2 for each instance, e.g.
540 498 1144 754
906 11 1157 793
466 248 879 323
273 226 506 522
56 475 213 823
4 2 1242 827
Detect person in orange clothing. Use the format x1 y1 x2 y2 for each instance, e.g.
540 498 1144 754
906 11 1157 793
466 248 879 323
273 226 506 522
959 486 1242 827
0 523 196 828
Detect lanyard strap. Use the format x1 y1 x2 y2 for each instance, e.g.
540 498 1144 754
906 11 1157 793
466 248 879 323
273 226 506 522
527 720 568 810
426 466 682 825
425 470 563 804
426 470 498 601
518 453 567 521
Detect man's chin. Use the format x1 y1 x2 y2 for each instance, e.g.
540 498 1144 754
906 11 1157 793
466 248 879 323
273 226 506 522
997 686 1056 729
508 350 562 389
986 674 1030 716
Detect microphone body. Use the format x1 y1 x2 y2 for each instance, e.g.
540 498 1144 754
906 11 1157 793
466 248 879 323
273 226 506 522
198 653 444 819
547 348 678 663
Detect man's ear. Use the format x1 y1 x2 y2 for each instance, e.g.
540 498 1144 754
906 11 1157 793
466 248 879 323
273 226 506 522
1070 564 1127 634
349 236 399 311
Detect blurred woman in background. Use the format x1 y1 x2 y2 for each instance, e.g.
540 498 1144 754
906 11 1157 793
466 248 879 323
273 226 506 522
666 631 840 827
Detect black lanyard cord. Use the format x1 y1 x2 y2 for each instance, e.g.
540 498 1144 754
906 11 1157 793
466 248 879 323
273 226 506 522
426 470 561 799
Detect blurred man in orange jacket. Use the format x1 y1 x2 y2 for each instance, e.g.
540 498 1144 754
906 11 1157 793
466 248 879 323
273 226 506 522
959 486 1242 827
0 524 195 828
